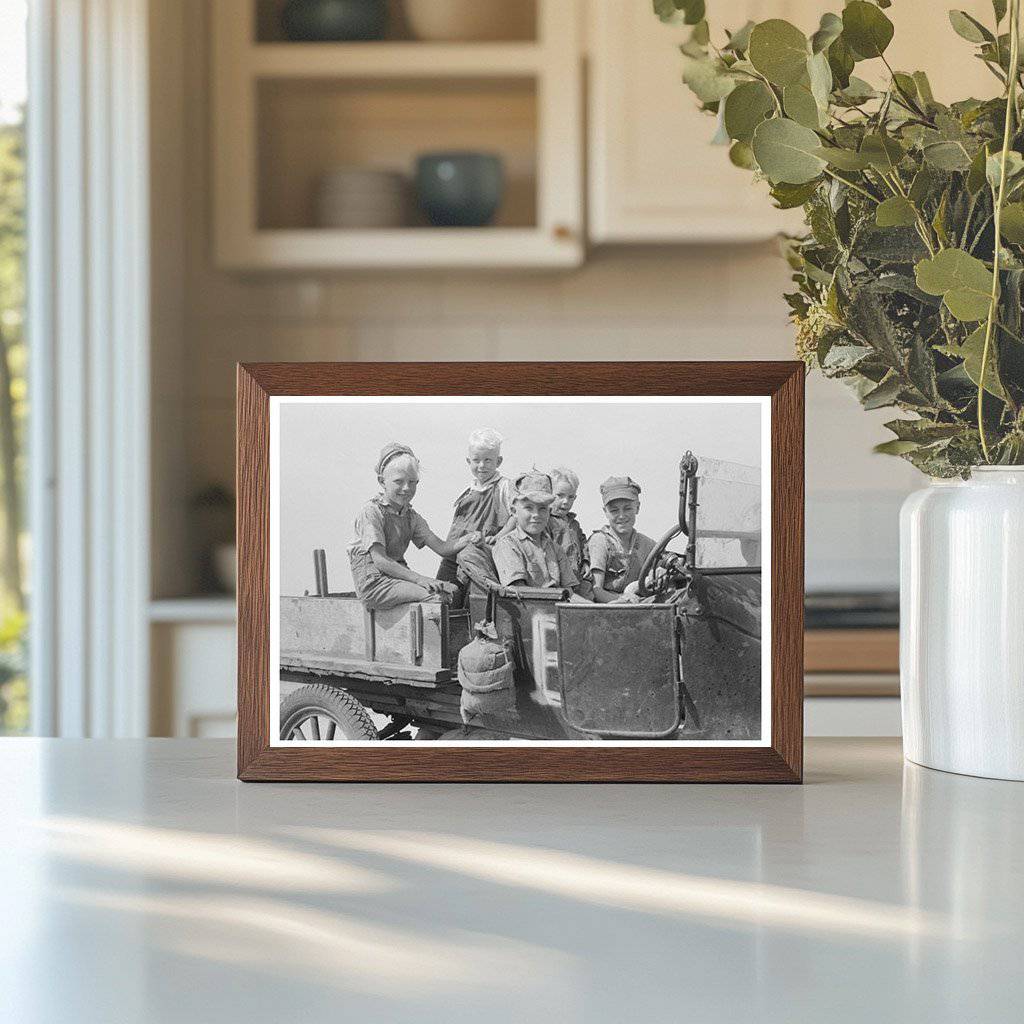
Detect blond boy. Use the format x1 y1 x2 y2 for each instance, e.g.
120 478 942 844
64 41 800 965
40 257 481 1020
437 428 516 582
348 442 481 610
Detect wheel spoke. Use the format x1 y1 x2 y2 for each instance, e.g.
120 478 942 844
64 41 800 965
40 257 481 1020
290 721 305 741
325 720 337 741
310 716 321 741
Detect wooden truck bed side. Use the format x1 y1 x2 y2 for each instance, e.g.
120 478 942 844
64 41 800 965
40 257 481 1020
280 594 471 682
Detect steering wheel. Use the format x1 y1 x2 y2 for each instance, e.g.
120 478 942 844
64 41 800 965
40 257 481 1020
636 525 685 598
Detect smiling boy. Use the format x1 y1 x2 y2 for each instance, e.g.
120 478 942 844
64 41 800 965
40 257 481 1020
348 442 481 610
491 471 578 591
588 476 656 604
436 428 516 583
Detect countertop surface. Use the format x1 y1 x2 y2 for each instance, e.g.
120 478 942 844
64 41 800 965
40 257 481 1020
2 738 1022 1023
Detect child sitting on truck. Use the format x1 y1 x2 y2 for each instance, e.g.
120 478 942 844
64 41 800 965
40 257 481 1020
348 442 482 611
588 475 656 604
492 470 580 592
548 465 594 600
436 427 516 583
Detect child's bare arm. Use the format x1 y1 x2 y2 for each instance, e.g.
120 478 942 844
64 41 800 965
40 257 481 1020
422 529 482 558
588 568 617 603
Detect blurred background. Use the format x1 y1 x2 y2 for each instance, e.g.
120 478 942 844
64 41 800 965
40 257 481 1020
0 0 999 740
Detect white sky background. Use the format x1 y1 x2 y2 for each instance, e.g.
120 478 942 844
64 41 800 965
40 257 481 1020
277 399 763 596
0 2 27 123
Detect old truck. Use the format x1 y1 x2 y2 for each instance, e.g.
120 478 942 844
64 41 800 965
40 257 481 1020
278 453 762 742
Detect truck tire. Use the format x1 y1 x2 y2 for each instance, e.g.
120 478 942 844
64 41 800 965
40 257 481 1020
280 684 378 742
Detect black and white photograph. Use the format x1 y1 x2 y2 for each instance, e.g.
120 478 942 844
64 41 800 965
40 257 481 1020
270 396 769 746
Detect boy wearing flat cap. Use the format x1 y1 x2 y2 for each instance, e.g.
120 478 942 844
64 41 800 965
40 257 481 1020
589 476 656 603
492 470 579 591
347 442 482 611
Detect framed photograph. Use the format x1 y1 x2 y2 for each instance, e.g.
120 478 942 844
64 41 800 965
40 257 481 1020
237 362 804 782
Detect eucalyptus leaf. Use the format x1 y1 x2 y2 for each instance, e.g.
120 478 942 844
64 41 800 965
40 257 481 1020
967 143 993 193
770 179 821 209
862 375 902 409
752 117 827 184
912 71 935 105
807 51 833 111
993 0 1008 24
958 324 1007 398
723 81 775 143
729 140 758 169
814 146 872 170
842 1 894 60
654 0 705 25
923 141 973 171
914 249 994 321
827 35 855 89
748 19 810 87
810 12 842 54
999 202 1024 242
836 76 877 105
875 196 918 228
860 133 905 172
681 55 737 103
783 83 822 129
874 439 921 455
724 20 755 53
986 150 1024 190
948 10 993 44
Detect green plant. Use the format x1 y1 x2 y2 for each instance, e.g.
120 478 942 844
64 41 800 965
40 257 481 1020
660 0 1024 475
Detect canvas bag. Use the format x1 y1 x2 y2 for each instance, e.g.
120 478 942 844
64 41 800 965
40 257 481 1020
457 622 516 727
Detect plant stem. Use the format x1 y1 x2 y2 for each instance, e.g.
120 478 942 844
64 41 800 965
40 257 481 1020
979 0 1021 463
821 167 879 203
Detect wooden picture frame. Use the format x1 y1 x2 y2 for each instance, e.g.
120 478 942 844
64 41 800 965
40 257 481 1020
237 362 804 782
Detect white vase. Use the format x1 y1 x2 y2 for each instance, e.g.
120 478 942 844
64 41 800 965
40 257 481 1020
900 467 1024 780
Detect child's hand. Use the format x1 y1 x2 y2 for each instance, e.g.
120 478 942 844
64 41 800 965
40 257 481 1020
466 530 483 545
429 579 460 598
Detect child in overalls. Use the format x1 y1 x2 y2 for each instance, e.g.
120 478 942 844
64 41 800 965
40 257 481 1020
348 442 482 611
549 466 594 600
436 428 515 583
588 475 656 604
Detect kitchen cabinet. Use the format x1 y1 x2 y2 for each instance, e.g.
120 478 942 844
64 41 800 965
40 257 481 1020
587 1 811 243
211 0 583 269
587 0 999 244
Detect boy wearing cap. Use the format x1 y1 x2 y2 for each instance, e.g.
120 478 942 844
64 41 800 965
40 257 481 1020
348 442 482 611
589 476 656 604
437 428 516 583
492 471 579 592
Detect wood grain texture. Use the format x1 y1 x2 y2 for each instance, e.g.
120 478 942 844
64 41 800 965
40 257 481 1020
236 361 805 783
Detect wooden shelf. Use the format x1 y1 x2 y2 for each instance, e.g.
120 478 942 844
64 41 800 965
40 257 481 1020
212 0 582 269
218 227 579 270
248 42 544 79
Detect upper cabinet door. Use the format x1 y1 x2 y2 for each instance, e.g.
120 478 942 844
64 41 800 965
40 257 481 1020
587 1 1003 245
588 1 811 243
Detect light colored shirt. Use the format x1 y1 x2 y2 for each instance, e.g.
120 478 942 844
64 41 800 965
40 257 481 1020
348 495 431 565
588 526 656 593
492 526 578 589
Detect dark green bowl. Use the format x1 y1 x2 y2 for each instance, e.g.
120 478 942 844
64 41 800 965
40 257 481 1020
280 0 388 42
415 152 505 228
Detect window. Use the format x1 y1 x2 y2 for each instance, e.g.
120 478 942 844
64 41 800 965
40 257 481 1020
0 0 28 734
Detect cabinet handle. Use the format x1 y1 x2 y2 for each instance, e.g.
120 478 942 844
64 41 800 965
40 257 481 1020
552 224 574 241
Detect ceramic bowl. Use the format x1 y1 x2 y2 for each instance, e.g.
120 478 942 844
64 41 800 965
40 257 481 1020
414 152 504 227
403 0 533 42
280 0 388 42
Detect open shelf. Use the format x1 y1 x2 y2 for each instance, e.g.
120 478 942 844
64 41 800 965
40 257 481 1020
254 0 538 45
249 42 544 77
213 0 581 268
257 76 537 232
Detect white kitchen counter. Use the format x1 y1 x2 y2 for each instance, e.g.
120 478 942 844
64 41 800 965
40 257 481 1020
2 738 1021 1023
